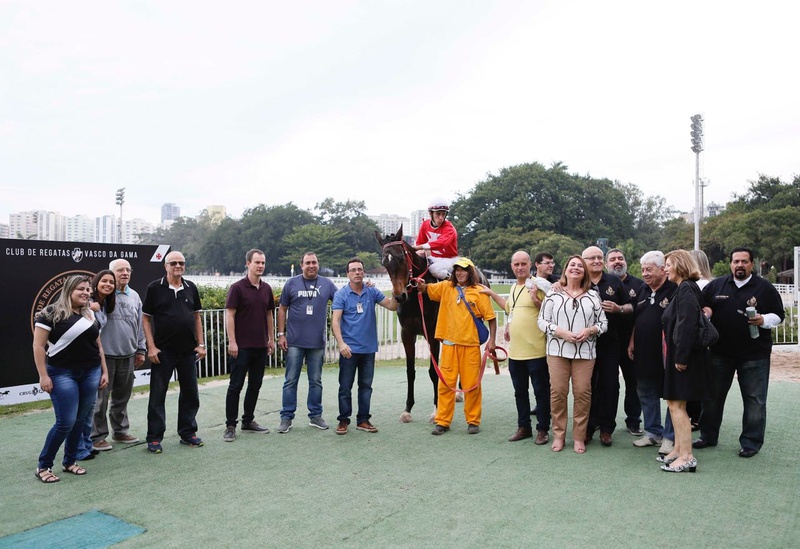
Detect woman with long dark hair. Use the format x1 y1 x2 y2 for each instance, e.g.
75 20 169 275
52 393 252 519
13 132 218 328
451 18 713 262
33 275 108 483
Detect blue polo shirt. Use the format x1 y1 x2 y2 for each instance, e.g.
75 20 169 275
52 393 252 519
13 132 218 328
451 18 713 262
332 284 386 354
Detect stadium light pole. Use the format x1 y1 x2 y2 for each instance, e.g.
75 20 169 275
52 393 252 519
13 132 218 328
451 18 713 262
115 187 125 244
690 114 704 250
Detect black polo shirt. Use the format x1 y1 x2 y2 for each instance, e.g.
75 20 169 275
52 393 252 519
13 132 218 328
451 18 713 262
618 274 645 342
591 272 631 348
632 279 677 377
702 274 784 360
143 277 202 354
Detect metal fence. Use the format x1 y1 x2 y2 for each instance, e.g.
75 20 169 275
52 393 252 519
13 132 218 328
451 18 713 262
196 299 797 380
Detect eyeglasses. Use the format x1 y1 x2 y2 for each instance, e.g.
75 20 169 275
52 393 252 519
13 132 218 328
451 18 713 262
167 261 185 267
115 268 133 273
348 268 364 273
582 255 604 261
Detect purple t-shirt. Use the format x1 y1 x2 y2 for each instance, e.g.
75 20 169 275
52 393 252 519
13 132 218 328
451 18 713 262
226 277 275 349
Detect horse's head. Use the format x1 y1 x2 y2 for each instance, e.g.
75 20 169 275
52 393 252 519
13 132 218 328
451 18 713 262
376 225 414 303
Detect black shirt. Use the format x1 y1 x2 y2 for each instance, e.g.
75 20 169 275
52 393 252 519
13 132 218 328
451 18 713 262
142 277 202 354
702 274 784 360
591 272 631 348
631 280 677 378
35 311 101 369
618 274 645 343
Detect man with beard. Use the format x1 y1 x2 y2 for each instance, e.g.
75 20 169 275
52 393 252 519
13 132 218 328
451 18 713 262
582 246 632 446
606 249 645 436
627 251 677 453
695 247 784 458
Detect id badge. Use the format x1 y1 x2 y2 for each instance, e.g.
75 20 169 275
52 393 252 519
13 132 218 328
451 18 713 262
356 302 364 314
306 304 313 315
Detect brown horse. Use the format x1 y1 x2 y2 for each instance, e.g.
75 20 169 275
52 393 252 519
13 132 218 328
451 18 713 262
376 225 440 422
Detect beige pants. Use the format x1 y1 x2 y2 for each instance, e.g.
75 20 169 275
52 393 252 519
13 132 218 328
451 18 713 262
547 356 595 441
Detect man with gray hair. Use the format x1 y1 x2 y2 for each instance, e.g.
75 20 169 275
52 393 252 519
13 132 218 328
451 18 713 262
627 251 677 455
91 258 146 451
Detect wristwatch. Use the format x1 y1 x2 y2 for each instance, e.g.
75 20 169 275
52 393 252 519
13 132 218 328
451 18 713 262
277 332 285 337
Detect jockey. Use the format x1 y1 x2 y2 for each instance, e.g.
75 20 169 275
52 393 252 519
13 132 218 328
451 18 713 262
414 196 460 280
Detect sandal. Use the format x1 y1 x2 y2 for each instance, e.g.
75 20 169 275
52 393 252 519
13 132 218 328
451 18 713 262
574 441 586 454
35 468 60 483
62 463 87 476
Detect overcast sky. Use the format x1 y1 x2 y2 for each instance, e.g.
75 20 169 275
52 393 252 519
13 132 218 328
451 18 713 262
1 0 797 226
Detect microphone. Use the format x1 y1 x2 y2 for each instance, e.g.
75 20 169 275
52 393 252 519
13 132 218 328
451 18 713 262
745 307 759 339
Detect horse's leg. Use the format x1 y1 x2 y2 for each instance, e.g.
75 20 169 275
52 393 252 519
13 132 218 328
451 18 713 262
400 330 417 423
428 338 440 422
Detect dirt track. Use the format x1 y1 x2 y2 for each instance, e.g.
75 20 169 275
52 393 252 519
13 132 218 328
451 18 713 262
771 348 800 382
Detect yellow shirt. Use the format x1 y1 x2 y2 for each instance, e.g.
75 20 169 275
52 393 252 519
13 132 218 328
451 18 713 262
427 282 496 346
505 283 546 360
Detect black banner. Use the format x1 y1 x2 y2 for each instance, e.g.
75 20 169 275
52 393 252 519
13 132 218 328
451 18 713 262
0 240 170 401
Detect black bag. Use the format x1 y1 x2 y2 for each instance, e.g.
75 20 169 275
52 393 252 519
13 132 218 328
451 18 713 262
695 313 719 350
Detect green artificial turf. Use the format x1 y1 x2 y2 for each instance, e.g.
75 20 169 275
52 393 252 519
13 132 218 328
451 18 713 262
1 365 798 548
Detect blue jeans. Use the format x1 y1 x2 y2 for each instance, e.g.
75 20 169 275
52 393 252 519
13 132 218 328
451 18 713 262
281 346 324 420
76 407 95 459
508 357 551 431
226 348 268 426
146 351 200 443
337 353 375 424
38 365 101 469
700 353 770 450
637 375 665 439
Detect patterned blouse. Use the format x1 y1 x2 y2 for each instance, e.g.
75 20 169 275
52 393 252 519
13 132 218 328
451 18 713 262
537 289 608 360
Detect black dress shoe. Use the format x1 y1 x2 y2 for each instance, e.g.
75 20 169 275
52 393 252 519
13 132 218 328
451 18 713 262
692 438 717 449
738 448 758 458
78 453 96 461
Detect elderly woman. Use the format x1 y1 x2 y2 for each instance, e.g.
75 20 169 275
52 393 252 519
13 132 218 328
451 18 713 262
661 250 708 473
538 255 607 453
33 275 108 483
418 257 497 435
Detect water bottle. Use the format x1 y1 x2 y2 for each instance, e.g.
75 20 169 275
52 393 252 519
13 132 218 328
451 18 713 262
745 307 759 339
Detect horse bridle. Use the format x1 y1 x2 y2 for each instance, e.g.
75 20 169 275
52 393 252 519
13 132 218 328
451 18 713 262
381 240 429 290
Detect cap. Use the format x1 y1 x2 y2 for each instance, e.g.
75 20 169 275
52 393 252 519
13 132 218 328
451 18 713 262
453 257 474 269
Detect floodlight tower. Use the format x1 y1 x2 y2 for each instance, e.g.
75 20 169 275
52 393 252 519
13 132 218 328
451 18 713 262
690 115 704 250
116 187 126 244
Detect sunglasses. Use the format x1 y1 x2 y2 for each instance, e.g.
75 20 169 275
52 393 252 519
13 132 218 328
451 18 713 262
648 292 656 305
167 261 186 267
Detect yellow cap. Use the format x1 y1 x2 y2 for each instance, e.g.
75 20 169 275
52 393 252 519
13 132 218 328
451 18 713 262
453 257 474 269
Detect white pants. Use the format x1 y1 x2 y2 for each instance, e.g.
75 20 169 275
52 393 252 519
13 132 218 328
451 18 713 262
429 256 458 280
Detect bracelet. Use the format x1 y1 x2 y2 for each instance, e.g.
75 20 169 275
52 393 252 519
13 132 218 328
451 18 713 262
198 344 206 348
277 332 285 337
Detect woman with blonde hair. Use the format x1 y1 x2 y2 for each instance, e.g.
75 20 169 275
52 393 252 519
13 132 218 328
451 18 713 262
660 250 708 473
690 249 713 290
33 275 109 483
538 255 607 453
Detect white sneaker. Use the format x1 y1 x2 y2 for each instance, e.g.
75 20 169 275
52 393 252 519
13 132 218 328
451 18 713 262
633 435 661 447
658 438 675 455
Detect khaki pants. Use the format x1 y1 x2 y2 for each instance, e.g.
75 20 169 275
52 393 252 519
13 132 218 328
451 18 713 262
547 356 595 441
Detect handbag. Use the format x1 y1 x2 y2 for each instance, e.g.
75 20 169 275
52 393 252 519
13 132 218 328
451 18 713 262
696 313 719 350
456 286 490 344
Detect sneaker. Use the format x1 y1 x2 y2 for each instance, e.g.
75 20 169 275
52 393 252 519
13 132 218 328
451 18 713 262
241 421 269 434
179 435 204 447
431 424 450 436
112 433 139 444
223 426 236 442
93 440 112 451
626 425 644 436
147 441 162 454
633 435 661 447
467 424 480 435
277 419 292 433
658 438 675 456
356 421 378 433
309 416 329 430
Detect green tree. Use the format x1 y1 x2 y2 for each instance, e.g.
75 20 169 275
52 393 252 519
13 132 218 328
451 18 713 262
281 225 350 274
198 216 243 274
239 203 316 275
314 198 381 253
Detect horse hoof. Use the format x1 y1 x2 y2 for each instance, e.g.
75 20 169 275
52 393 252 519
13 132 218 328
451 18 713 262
399 412 413 423
455 392 464 403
